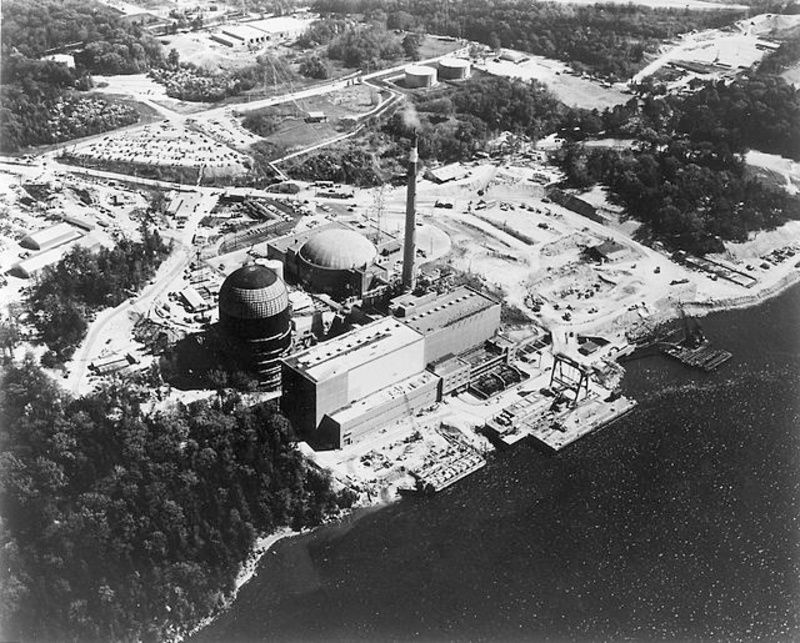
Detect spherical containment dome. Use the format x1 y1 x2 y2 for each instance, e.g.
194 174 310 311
219 263 290 320
299 228 378 271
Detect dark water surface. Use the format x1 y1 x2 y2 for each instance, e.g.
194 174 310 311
198 286 800 642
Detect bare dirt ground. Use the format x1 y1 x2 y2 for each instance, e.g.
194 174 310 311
476 55 629 109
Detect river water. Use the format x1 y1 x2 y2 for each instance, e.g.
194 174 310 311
198 285 800 642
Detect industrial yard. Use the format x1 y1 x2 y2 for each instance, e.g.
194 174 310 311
5 124 799 504
2 3 799 509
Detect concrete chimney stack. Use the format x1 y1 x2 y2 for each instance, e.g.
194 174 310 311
401 134 419 292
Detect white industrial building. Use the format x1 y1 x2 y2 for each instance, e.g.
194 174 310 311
19 222 83 252
245 16 309 41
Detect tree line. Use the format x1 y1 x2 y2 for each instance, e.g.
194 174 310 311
0 356 353 641
313 0 744 80
26 225 171 364
561 74 800 161
0 0 164 152
385 75 565 162
553 72 800 253
555 138 798 254
1 0 163 75
757 33 800 75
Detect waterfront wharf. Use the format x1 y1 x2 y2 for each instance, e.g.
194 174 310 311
660 341 732 371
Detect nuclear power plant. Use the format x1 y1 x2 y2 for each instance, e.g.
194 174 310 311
209 134 525 447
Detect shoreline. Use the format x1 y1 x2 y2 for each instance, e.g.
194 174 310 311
181 500 388 641
684 270 800 317
171 527 301 643
180 269 800 641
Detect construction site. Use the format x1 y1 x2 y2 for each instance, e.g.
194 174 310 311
3 4 800 504
6 100 800 501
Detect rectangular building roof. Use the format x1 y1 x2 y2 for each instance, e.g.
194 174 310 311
283 317 423 383
181 286 206 310
399 286 499 335
267 222 343 255
428 354 470 376
22 222 82 251
221 24 268 42
246 16 309 35
428 163 470 183
10 246 66 278
327 370 438 425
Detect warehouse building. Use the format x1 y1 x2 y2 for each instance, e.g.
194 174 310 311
220 23 271 47
19 222 83 252
245 16 309 41
499 50 528 64
425 163 471 184
8 247 67 279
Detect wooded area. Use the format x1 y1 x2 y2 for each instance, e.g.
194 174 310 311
0 0 163 152
0 356 352 641
313 0 744 79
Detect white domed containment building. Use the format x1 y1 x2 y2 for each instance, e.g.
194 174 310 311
266 223 393 301
218 263 292 389
404 64 437 88
297 228 378 297
437 58 471 81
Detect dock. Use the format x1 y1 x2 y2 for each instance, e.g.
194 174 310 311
528 395 636 452
410 449 487 494
660 341 732 372
484 391 637 453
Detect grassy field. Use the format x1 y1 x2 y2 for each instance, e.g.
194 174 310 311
417 35 463 60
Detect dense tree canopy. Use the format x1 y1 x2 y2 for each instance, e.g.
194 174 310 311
555 139 799 254
327 24 403 68
384 76 564 163
0 357 351 641
313 0 743 79
561 75 800 160
757 33 800 75
0 0 164 152
1 0 163 74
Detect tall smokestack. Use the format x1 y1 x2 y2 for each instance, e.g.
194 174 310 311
402 134 418 292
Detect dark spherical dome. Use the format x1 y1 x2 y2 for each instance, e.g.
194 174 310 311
299 229 377 271
219 264 289 319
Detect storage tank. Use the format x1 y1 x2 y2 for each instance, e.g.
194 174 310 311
404 65 437 88
262 259 284 282
438 58 471 81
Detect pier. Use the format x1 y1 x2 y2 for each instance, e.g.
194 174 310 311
660 341 732 371
484 391 637 453
410 450 487 494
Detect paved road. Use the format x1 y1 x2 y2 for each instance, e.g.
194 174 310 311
66 246 191 395
65 192 214 396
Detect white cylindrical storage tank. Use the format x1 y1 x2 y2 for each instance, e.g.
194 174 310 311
262 259 284 282
438 58 471 81
404 65 437 88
